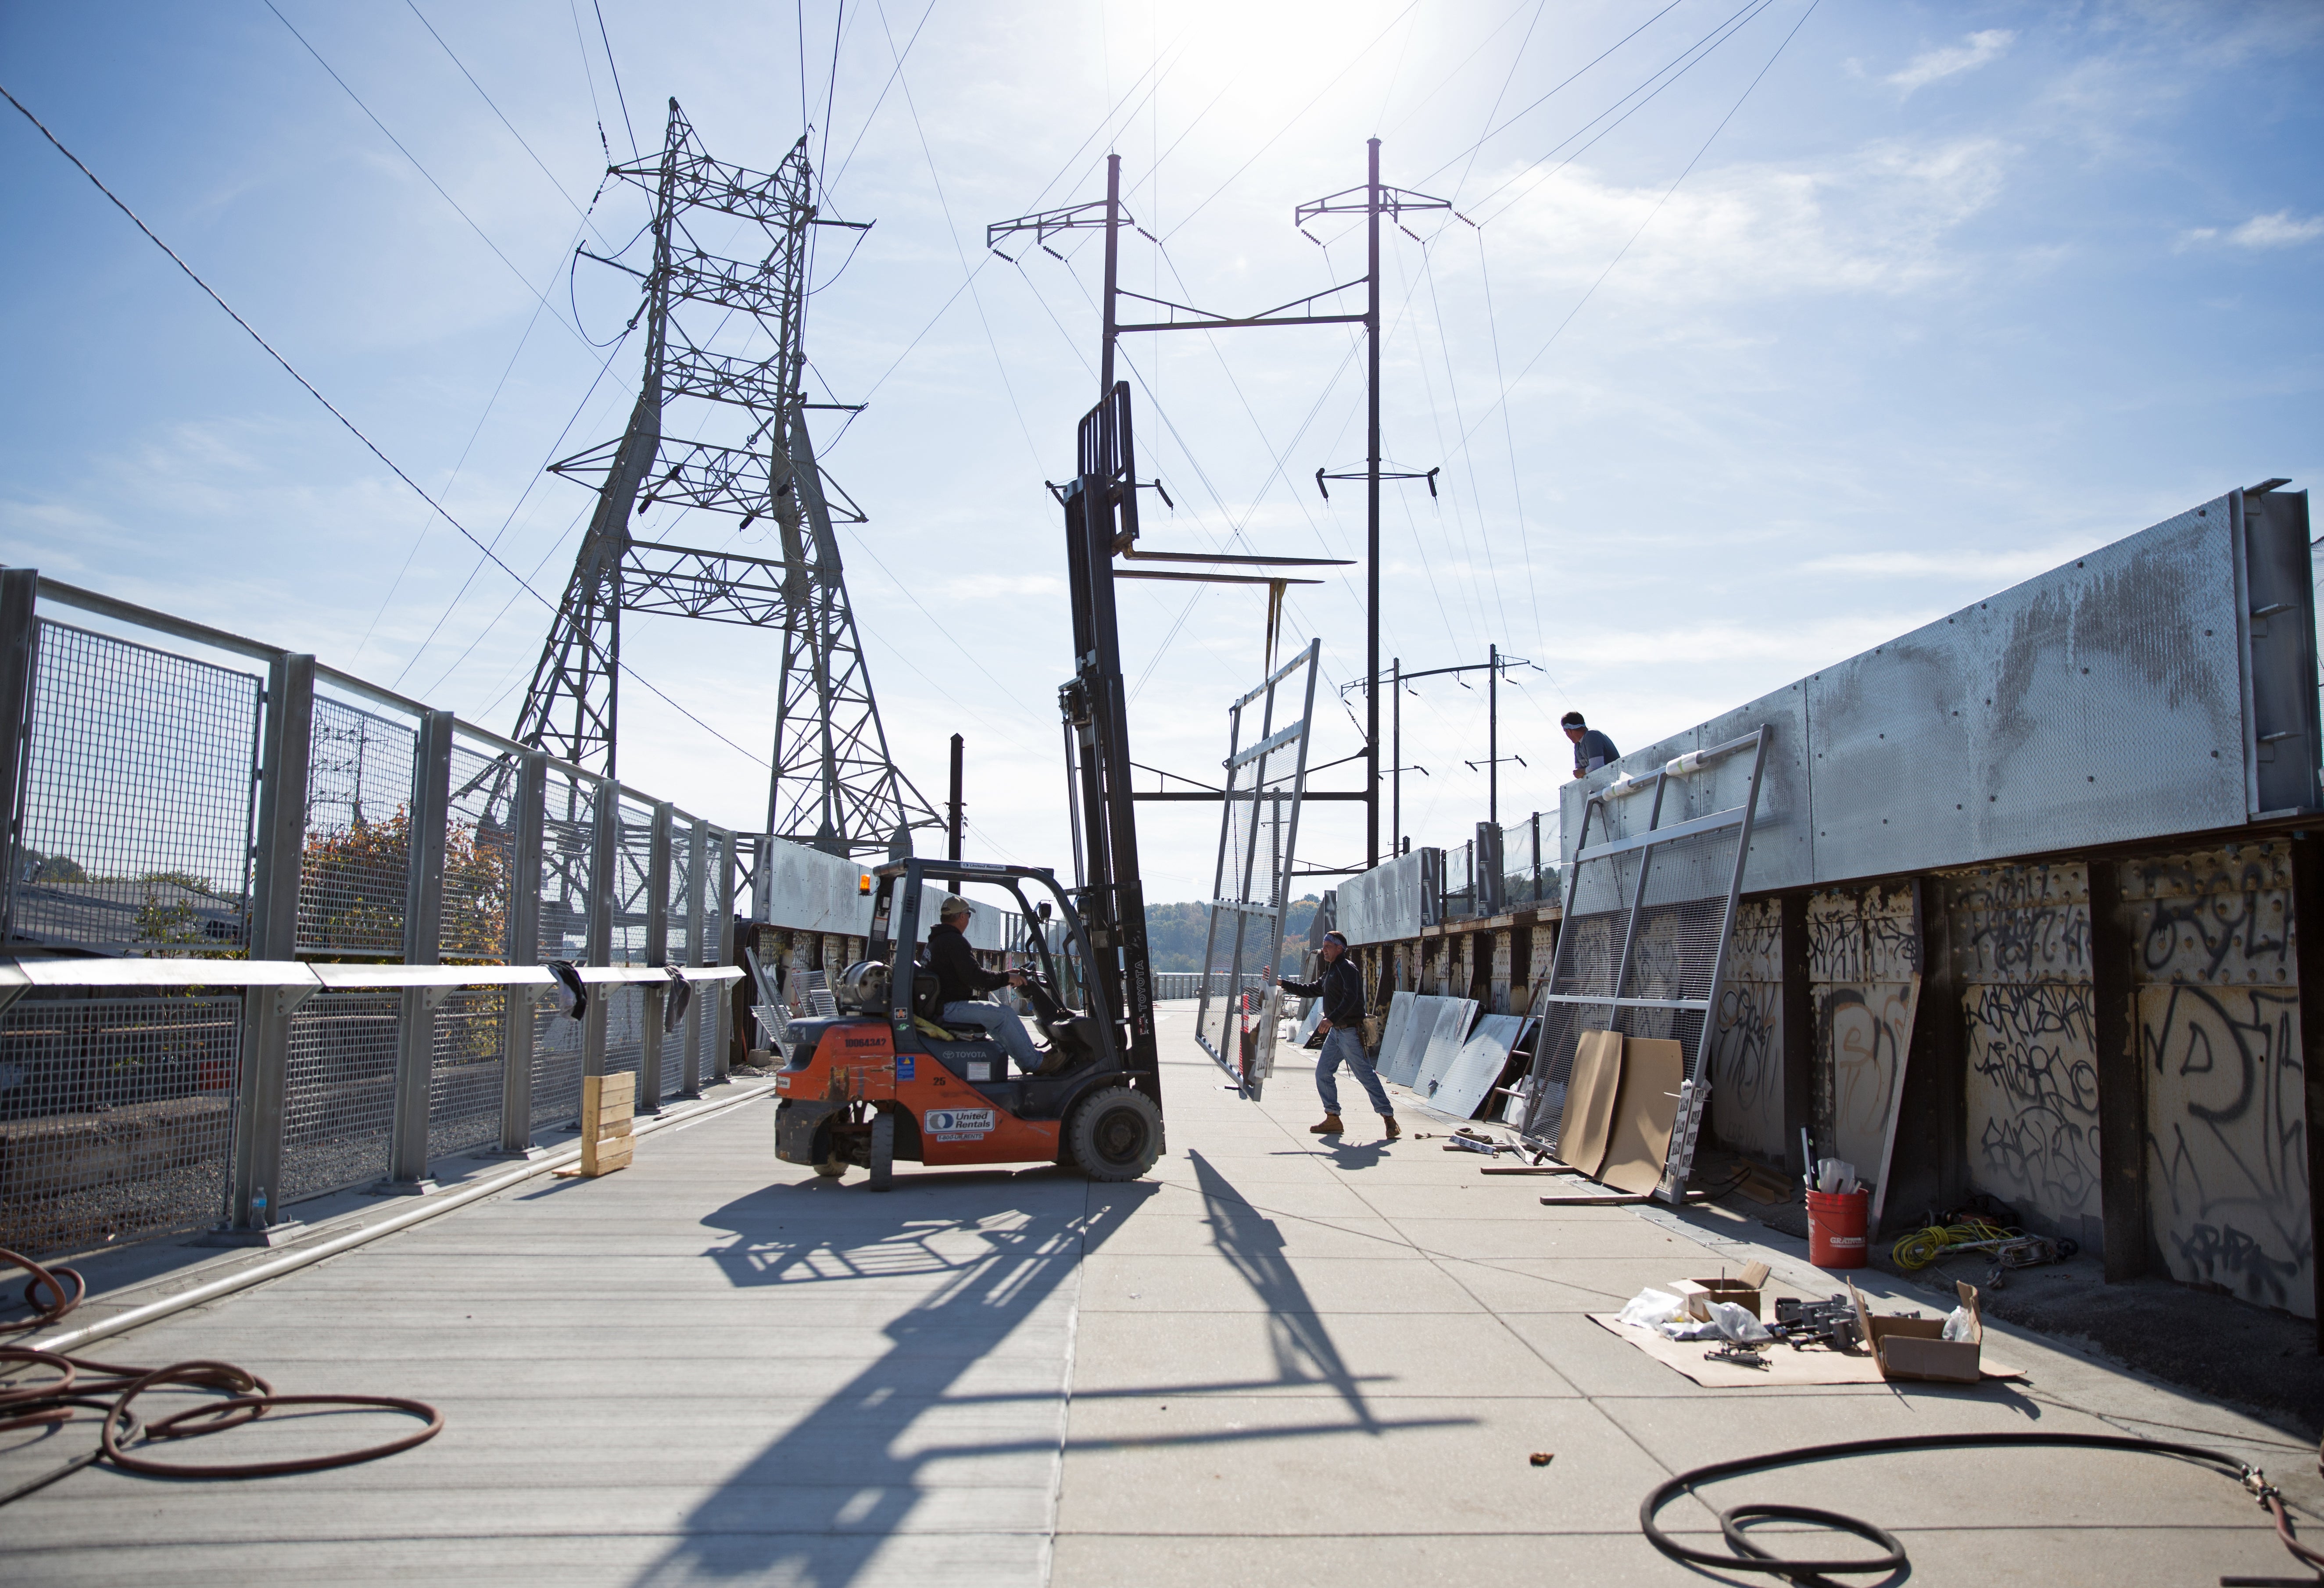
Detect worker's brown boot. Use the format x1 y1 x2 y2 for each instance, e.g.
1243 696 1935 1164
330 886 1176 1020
1381 1115 1400 1140
1309 1114 1343 1134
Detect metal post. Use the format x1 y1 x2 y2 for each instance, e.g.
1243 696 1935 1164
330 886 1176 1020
583 779 616 1079
1100 154 1120 432
1389 656 1400 859
1365 136 1382 870
714 828 737 1077
222 652 313 1239
1488 642 1499 827
682 816 706 1095
497 750 548 1154
750 833 771 922
383 709 454 1191
640 799 672 1114
0 569 40 946
947 732 965 885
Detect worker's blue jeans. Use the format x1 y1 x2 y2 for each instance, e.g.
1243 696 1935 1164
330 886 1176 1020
1316 1025 1392 1116
940 999 1042 1072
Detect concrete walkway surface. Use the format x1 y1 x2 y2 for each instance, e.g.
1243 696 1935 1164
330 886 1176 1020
0 1000 2314 1586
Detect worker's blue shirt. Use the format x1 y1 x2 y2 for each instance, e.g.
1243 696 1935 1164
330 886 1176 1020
1573 729 1619 775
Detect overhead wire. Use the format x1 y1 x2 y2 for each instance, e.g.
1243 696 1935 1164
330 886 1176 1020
590 0 640 160
0 81 766 777
261 1 592 350
401 0 614 245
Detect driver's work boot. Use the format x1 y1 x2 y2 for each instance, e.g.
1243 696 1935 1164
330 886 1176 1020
1309 1114 1343 1135
1381 1115 1400 1140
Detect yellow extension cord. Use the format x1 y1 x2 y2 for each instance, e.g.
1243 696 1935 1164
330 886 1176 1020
1892 1218 2018 1270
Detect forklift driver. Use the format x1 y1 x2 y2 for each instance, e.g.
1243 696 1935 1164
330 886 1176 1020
928 896 1042 1072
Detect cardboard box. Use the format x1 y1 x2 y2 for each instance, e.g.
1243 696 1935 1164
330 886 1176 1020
1847 1278 1983 1383
1672 1262 1771 1321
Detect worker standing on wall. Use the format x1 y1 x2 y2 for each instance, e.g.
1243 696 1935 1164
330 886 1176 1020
1561 711 1620 778
1279 931 1397 1140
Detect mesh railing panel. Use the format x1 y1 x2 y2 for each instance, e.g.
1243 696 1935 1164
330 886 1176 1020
297 696 417 957
531 1012 584 1132
539 772 595 962
12 622 260 955
442 744 519 964
603 984 646 1084
0 994 240 1255
427 989 505 1159
281 993 400 1204
612 799 655 963
668 828 695 969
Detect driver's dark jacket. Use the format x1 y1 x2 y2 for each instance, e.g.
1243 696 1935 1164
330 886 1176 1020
928 923 1010 1007
1281 955 1364 1029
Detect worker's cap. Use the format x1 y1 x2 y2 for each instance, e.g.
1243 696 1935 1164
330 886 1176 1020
938 895 974 918
1559 711 1586 728
1321 931 1348 947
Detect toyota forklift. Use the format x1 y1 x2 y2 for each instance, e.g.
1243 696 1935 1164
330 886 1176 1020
772 383 1165 1189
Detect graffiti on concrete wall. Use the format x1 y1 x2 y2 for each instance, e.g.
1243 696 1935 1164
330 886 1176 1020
1944 865 2100 1233
1962 982 2100 1226
1808 884 1922 1196
2124 842 2310 1320
1708 899 1784 1156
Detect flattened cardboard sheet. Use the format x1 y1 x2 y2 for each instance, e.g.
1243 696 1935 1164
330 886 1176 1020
1558 1030 1623 1177
1599 1036 1683 1195
1588 1314 2023 1388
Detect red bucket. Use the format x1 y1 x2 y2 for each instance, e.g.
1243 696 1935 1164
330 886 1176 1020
1806 1188 1870 1269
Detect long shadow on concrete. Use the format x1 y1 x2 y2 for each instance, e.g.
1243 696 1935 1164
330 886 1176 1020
630 1150 1468 1586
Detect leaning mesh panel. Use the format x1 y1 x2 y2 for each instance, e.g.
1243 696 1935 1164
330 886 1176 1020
0 993 240 1255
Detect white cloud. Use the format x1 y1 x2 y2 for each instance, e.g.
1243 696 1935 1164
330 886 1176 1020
2227 210 2324 248
1800 547 2077 582
2178 211 2324 251
1888 29 2016 93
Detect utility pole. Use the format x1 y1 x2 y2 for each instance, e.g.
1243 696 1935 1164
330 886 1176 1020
1296 146 1453 873
516 100 939 854
946 732 965 887
1489 641 1499 825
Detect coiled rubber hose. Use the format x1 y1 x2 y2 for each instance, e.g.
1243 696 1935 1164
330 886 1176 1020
1 1245 441 1503
1640 1430 2324 1580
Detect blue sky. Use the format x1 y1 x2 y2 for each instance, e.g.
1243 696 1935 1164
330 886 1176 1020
3 0 2318 899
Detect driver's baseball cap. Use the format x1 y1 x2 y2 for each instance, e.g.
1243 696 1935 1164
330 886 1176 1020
939 895 973 918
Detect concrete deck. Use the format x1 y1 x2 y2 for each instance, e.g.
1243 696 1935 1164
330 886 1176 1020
1 1001 2314 1585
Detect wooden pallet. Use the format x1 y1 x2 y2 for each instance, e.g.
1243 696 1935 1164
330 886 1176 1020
555 1072 635 1178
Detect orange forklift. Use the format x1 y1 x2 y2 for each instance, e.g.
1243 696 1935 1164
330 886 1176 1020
771 382 1165 1189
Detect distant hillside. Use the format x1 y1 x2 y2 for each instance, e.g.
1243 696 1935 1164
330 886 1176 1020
1146 895 1321 973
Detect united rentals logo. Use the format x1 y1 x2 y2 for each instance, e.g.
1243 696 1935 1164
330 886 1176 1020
925 1108 994 1141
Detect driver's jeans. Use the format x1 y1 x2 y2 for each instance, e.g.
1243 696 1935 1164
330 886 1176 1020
939 999 1043 1072
1316 1026 1392 1116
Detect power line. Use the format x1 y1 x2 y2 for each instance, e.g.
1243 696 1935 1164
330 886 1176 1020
0 80 763 783
402 0 609 243
590 0 639 160
262 1 590 350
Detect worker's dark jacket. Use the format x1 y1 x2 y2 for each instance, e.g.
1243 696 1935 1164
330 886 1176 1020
928 923 1009 1007
1281 955 1364 1030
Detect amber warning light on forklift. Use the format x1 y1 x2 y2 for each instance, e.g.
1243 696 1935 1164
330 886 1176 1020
859 874 871 895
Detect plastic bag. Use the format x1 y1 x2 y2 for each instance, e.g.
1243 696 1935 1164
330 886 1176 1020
1707 1301 1772 1342
1618 1288 1686 1328
1941 1305 1976 1342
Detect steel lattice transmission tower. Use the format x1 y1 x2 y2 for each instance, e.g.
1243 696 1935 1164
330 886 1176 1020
515 99 936 853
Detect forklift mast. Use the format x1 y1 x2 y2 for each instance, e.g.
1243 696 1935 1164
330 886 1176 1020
1058 381 1159 1095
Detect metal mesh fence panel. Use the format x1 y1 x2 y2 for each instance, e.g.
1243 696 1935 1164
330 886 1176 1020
531 1011 584 1133
11 622 260 955
603 984 645 1083
280 993 399 1205
539 771 595 962
427 989 505 1159
442 742 519 963
612 798 654 964
668 827 694 970
297 696 417 958
0 993 240 1255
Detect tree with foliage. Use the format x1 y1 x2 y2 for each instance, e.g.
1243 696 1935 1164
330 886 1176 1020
299 807 510 962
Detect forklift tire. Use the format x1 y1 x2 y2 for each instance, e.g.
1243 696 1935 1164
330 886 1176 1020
868 1111 895 1193
1068 1087 1163 1182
